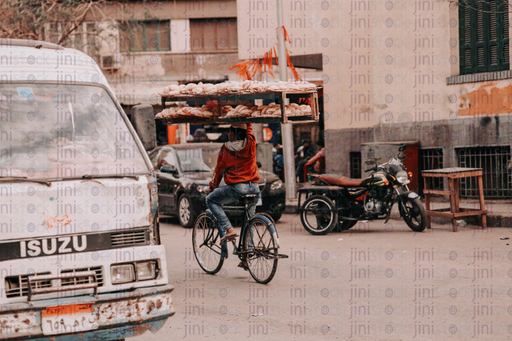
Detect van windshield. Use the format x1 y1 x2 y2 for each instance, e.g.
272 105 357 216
0 84 148 180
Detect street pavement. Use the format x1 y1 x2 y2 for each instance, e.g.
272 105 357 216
132 213 512 340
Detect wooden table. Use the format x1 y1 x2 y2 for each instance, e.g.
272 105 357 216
422 168 487 232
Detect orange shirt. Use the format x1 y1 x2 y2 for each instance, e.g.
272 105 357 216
209 123 260 188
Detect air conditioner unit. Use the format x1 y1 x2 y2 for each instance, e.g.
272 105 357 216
100 55 121 70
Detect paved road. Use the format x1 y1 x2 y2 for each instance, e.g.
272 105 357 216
133 214 512 340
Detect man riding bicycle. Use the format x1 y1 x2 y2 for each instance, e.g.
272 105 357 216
206 123 260 249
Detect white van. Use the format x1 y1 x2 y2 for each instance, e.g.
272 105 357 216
0 39 174 340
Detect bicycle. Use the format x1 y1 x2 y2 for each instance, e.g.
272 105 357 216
192 193 287 284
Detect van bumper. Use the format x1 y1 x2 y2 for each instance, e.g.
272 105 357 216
0 285 175 340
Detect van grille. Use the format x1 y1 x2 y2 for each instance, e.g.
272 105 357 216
5 272 51 298
61 266 104 287
111 229 149 247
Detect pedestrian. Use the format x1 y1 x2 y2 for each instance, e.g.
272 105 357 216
273 147 284 181
303 140 325 181
295 139 313 182
295 139 311 161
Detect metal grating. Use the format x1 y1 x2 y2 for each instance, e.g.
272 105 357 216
111 229 149 247
350 152 362 179
5 272 51 298
419 148 444 196
61 266 104 287
457 146 512 198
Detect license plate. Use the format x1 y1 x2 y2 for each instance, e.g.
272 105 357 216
42 304 98 336
256 198 262 206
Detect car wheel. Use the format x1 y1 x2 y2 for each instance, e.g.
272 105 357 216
270 211 282 222
264 203 283 223
178 194 195 228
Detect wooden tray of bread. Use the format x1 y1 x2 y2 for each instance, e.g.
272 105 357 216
156 81 319 124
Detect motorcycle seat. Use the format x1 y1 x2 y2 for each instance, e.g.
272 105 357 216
318 175 364 186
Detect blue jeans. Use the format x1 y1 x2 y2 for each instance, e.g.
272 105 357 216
206 182 260 233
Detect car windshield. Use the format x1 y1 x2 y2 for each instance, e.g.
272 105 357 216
0 83 148 179
176 147 219 172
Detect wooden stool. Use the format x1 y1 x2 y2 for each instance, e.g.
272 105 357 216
422 168 487 232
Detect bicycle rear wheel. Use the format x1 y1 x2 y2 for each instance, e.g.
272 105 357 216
244 217 278 284
192 213 224 274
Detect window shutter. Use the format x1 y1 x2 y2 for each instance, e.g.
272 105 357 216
489 0 498 66
459 0 509 75
465 6 472 68
501 1 510 66
475 0 487 72
460 3 473 74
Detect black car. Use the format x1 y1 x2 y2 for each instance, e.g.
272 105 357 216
149 143 286 228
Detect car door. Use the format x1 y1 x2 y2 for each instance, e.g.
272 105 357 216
155 148 180 214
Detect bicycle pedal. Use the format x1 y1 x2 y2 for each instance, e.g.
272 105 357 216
276 254 289 259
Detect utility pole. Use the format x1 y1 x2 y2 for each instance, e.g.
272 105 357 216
276 0 296 198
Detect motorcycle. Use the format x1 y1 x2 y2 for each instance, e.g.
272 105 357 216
298 145 427 235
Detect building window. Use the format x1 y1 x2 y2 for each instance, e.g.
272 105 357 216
349 152 362 179
459 0 509 75
456 146 511 198
418 148 444 196
119 21 171 52
46 22 98 63
190 18 237 51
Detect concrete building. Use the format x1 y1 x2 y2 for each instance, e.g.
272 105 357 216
237 0 512 198
48 0 240 105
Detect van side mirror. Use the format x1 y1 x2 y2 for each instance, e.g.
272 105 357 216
131 104 157 151
161 165 179 176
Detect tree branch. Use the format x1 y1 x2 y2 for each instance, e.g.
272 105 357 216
58 1 94 44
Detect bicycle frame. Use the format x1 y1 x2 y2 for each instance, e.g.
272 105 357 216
226 198 258 260
194 197 287 284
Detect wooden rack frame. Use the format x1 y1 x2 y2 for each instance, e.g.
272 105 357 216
158 90 319 125
422 167 487 232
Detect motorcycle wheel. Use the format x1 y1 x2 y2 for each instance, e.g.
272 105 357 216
300 195 338 235
402 197 427 232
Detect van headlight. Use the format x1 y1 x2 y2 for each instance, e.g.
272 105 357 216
111 264 135 284
136 261 157 280
396 171 409 184
270 180 284 191
111 261 159 284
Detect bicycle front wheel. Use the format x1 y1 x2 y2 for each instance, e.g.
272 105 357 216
192 213 224 274
244 217 278 284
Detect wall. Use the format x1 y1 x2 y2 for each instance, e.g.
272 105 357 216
236 0 512 178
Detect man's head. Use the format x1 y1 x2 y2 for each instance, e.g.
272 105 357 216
228 123 247 141
300 139 310 147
